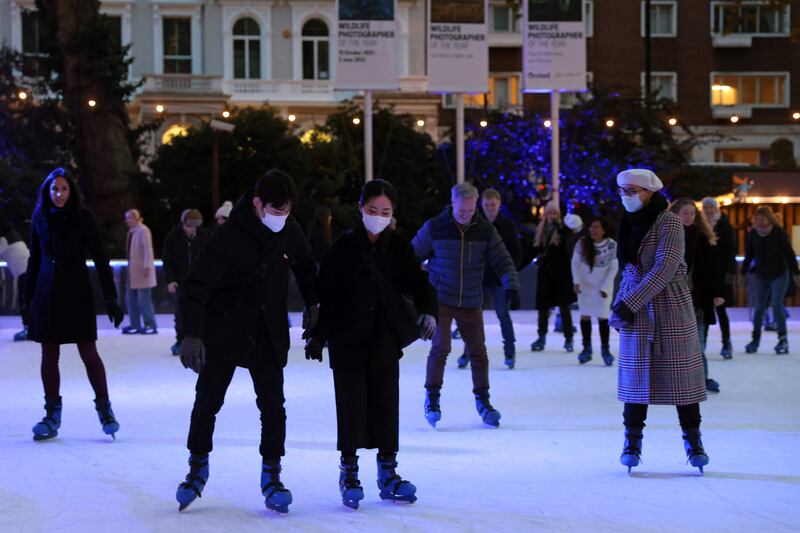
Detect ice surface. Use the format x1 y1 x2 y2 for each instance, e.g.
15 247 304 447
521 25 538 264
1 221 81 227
0 311 798 533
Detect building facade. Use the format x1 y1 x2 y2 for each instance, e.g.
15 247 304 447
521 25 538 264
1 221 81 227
1 0 798 164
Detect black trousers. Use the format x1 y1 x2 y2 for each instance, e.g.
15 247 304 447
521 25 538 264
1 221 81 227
187 357 286 460
623 402 702 430
173 287 184 342
703 304 731 342
333 358 399 454
538 304 574 338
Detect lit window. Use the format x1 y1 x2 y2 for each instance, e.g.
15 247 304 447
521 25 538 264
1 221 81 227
442 74 521 110
163 18 192 74
21 11 47 77
162 124 191 145
711 73 789 107
302 19 330 80
641 1 677 37
233 17 261 80
712 2 789 35
715 148 763 165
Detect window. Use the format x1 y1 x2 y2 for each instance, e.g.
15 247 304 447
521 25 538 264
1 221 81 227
586 0 594 37
715 148 765 166
490 3 520 33
301 19 330 80
233 17 261 80
21 10 47 77
711 2 789 35
641 72 677 101
163 18 192 74
641 1 677 37
443 74 521 109
105 15 122 49
711 73 788 107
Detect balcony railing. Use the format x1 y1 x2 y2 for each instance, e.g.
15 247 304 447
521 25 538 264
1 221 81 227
142 74 225 94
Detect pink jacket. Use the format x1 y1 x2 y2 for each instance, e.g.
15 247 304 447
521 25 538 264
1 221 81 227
127 222 157 289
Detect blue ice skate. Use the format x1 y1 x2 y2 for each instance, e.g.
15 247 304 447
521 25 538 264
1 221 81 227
474 388 501 427
339 456 365 509
94 398 119 439
424 388 441 428
262 460 292 513
682 428 709 475
32 396 62 441
620 428 643 474
377 454 417 503
176 453 209 511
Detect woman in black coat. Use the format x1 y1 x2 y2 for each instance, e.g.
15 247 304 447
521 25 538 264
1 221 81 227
530 201 577 353
670 198 724 393
23 168 125 441
305 179 437 510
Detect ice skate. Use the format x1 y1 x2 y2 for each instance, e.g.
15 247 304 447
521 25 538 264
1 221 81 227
601 346 615 366
775 336 789 354
682 428 709 475
339 456 364 510
377 454 417 504
474 388 501 427
620 427 643 474
32 396 62 441
530 336 546 351
424 388 441 428
720 339 732 359
94 398 119 439
262 460 292 514
176 453 209 511
456 353 469 368
577 345 592 364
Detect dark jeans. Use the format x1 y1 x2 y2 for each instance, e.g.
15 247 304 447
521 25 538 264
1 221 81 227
187 357 286 460
538 304 573 338
426 304 489 393
333 358 399 454
623 402 701 430
694 308 710 380
173 287 184 342
488 285 515 355
752 271 790 337
703 304 731 343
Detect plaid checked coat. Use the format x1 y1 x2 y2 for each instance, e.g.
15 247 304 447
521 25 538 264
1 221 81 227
613 210 707 406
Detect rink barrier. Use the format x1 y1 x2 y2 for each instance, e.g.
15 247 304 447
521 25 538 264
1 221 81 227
0 257 798 315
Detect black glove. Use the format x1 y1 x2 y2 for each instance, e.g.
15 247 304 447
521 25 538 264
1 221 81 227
301 305 319 340
612 300 635 323
304 338 324 362
506 289 521 311
180 336 206 373
107 301 124 328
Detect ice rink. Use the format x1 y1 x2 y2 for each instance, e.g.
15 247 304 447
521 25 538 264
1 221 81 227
1 311 798 533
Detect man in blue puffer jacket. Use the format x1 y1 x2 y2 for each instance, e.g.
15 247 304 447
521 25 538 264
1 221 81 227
412 183 520 428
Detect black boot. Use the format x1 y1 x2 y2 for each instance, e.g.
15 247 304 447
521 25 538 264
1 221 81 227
424 388 441 428
682 428 709 474
745 332 760 353
620 427 643 474
32 396 62 441
94 398 119 439
577 319 592 364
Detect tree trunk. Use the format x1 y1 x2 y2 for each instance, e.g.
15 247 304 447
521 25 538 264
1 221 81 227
38 0 138 251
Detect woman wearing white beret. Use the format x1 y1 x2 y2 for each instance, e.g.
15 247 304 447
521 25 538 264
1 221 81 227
610 169 709 474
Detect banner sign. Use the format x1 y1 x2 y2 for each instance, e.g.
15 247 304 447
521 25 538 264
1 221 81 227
336 0 398 90
427 0 489 94
523 0 587 92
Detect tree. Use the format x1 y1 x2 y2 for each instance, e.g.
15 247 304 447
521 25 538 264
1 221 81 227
35 0 141 247
0 47 73 230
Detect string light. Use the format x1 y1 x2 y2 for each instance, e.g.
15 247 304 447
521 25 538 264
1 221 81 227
605 119 615 128
288 114 296 122
544 119 552 128
352 117 361 125
793 112 800 120
221 110 230 118
88 99 97 107
416 119 425 127
479 120 488 128
730 115 739 124
668 117 677 126
18 90 28 100
155 104 165 113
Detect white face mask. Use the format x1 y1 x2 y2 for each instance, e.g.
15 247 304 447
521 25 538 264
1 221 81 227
362 212 392 235
261 212 288 233
621 194 645 213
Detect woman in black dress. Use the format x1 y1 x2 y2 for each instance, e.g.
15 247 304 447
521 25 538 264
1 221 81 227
305 179 437 509
24 168 124 441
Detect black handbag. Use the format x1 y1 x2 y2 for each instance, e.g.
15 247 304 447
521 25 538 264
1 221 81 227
361 250 420 349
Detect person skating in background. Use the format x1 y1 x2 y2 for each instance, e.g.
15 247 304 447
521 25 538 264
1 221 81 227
305 179 437 509
701 197 737 358
412 183 520 428
307 205 332 267
670 199 724 393
456 189 522 370
162 209 211 356
23 168 125 442
530 201 577 353
215 200 232 226
571 216 618 366
741 206 800 354
611 169 709 475
0 221 31 341
122 208 157 334
174 170 318 514
553 212 583 335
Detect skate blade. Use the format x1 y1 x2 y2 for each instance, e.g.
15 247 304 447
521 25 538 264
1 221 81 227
266 504 290 514
380 493 417 504
342 500 360 510
33 433 57 441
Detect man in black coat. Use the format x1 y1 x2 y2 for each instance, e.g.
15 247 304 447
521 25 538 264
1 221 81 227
702 197 737 358
162 208 211 355
456 189 522 369
175 170 318 515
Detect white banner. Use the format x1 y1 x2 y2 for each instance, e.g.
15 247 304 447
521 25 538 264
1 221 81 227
335 0 398 90
427 0 489 94
523 0 587 92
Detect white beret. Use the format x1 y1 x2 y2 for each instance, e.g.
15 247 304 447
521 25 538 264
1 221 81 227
215 200 233 219
616 169 663 191
563 213 583 230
